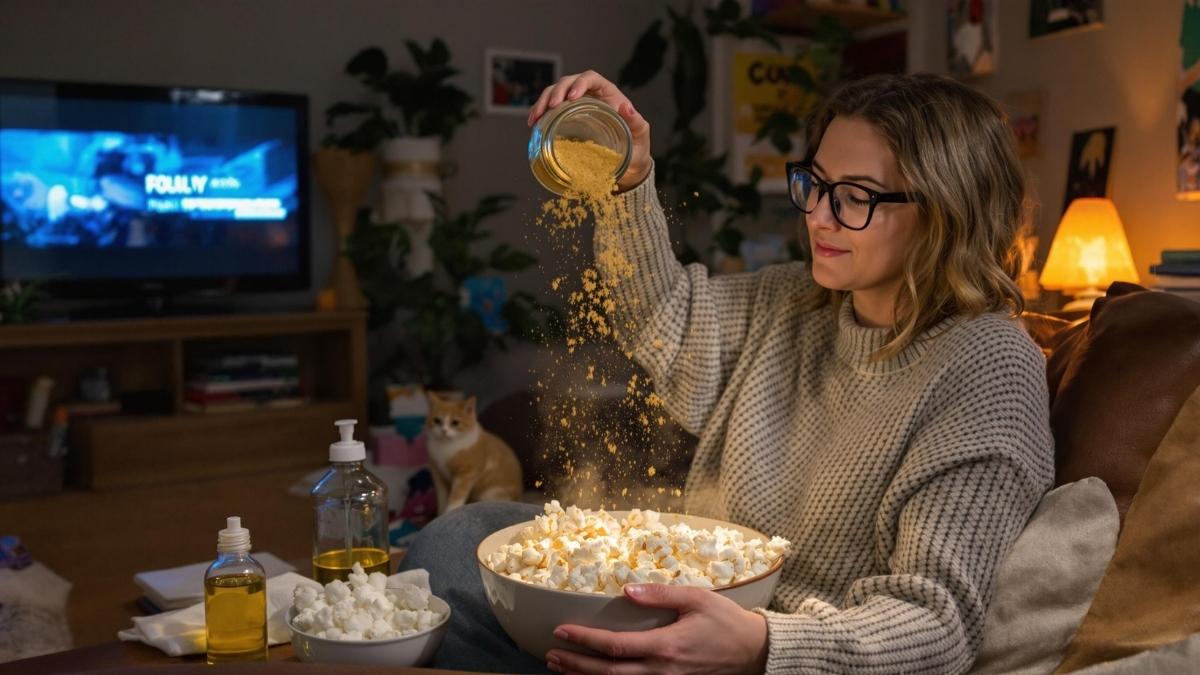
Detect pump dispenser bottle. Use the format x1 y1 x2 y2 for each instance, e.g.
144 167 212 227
203 516 268 664
311 419 390 584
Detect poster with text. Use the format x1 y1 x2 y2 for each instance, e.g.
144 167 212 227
731 51 818 194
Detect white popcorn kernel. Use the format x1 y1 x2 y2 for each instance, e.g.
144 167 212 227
324 579 351 603
482 503 792 593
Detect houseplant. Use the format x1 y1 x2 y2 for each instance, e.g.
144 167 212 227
320 39 477 289
617 0 850 267
345 194 563 404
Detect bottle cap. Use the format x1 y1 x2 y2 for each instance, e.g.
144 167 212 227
217 516 251 553
330 419 366 462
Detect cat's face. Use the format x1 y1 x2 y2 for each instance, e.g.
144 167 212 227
425 393 477 440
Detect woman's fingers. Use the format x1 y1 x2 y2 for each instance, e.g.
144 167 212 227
550 624 665 660
528 71 631 127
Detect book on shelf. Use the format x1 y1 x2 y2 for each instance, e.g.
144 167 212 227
183 396 307 414
184 377 300 395
1160 250 1200 265
189 353 299 371
1149 274 1200 289
1149 263 1200 277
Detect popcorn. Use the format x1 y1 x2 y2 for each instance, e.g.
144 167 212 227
290 562 445 641
484 501 792 595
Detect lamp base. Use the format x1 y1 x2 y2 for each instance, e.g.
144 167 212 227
1061 286 1105 312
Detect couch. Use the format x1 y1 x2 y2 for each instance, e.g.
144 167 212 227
482 282 1200 673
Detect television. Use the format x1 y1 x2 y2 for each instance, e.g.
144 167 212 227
0 78 310 311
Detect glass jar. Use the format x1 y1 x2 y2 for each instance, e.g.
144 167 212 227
528 96 632 195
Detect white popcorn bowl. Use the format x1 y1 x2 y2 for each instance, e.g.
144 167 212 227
287 595 451 667
477 511 784 659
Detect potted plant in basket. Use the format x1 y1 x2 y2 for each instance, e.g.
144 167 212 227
315 39 476 310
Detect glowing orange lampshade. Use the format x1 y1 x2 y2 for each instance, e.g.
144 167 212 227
1039 198 1139 310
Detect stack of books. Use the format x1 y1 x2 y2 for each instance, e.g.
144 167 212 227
184 353 304 413
1149 250 1200 303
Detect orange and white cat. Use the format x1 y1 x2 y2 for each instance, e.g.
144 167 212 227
425 392 523 514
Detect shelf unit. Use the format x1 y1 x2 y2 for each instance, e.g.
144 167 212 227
753 0 907 34
0 310 367 490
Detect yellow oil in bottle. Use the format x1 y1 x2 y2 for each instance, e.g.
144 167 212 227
312 546 390 584
204 573 267 664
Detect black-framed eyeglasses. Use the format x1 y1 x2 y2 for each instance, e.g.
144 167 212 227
786 161 914 231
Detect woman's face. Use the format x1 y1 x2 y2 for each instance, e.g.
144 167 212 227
806 115 919 301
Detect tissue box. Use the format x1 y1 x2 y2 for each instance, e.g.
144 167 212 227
0 431 62 499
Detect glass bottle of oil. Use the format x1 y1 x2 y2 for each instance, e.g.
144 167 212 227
311 419 390 584
528 96 632 195
204 516 267 664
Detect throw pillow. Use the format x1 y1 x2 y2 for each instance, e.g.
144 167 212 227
969 477 1118 675
1055 385 1200 671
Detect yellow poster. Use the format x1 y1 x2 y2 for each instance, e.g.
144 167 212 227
731 51 818 193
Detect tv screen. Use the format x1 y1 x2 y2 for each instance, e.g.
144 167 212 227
0 78 310 298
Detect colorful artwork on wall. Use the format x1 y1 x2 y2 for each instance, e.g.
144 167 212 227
948 0 997 79
484 49 560 115
1030 0 1103 38
1178 0 1200 199
1063 127 1116 211
1005 91 1043 158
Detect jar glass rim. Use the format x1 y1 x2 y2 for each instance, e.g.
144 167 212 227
538 98 633 192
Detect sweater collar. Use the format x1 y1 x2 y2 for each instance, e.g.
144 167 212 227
833 297 960 373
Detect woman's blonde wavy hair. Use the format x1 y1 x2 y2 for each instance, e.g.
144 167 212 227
801 73 1029 360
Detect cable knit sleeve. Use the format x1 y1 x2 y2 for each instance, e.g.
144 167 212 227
756 325 1055 674
593 167 812 435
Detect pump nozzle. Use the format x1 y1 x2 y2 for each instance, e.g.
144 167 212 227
330 419 366 462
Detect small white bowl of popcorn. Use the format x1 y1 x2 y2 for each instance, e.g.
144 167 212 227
477 501 790 659
288 562 450 666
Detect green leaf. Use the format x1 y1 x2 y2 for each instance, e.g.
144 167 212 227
704 0 782 50
489 244 538 271
754 110 801 154
346 47 387 80
619 20 668 88
669 8 707 131
713 225 745 257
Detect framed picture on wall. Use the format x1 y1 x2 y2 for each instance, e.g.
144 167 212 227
948 0 998 79
1063 127 1116 210
484 48 560 115
1178 1 1200 200
1030 0 1103 38
1005 90 1043 158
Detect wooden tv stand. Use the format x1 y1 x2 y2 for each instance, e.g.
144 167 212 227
0 310 367 490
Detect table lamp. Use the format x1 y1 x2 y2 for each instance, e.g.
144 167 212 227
1039 197 1139 311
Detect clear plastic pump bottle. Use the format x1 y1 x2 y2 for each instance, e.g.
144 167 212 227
311 419 390 584
204 516 268 664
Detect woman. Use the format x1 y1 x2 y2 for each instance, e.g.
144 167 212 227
401 71 1053 674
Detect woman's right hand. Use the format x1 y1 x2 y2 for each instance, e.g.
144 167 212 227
527 70 652 192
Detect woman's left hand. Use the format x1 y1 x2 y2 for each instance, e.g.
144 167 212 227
546 583 769 675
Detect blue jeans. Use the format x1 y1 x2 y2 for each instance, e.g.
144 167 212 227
399 501 550 673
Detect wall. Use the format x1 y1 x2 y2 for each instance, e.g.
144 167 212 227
908 0 1198 283
0 0 686 406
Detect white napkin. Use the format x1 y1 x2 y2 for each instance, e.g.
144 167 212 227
118 569 432 656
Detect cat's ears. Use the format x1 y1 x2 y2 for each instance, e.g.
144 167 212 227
465 396 476 415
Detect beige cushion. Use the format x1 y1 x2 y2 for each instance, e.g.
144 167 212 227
970 477 1118 675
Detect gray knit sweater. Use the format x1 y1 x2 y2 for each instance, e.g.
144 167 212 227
594 172 1055 674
